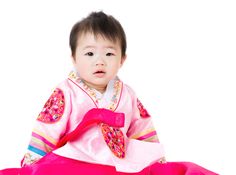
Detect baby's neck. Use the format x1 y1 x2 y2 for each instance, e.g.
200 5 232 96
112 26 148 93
95 86 107 94
83 80 107 94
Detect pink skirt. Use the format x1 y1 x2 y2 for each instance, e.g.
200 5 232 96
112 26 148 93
0 153 218 175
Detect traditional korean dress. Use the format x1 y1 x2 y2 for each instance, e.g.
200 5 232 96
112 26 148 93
0 71 218 175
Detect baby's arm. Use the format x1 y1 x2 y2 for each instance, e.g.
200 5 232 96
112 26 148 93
127 98 160 142
126 88 166 163
21 87 71 166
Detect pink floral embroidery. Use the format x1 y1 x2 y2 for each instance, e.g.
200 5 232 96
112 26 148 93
101 123 125 158
108 80 122 111
37 88 65 123
137 99 150 118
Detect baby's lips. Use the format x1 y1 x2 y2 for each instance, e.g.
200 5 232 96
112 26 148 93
94 70 105 74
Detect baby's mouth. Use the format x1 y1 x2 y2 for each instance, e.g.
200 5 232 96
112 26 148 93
93 70 106 77
94 70 105 74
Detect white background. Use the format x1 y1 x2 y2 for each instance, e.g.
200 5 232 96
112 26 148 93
0 0 235 174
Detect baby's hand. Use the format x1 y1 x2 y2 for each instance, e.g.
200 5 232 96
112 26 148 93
157 157 166 164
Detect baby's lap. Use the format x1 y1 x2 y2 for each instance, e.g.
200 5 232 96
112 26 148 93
21 153 117 175
0 168 21 175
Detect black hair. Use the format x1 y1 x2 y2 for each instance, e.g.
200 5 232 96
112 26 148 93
69 11 126 58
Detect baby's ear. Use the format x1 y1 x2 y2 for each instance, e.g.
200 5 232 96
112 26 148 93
71 55 76 65
120 55 127 66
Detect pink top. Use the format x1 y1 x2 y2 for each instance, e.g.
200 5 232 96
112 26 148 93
22 71 165 173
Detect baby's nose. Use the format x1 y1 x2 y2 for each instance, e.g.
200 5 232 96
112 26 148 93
96 61 105 66
95 56 106 65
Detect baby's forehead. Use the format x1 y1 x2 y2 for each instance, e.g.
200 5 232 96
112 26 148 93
77 32 120 46
79 31 117 40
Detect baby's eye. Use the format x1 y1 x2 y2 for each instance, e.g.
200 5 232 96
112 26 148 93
85 52 94 56
106 53 114 56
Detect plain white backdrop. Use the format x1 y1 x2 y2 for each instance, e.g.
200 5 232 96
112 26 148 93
0 0 235 174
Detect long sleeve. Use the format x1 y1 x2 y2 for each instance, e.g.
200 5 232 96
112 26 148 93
125 86 167 163
127 98 160 142
21 87 71 166
126 86 160 143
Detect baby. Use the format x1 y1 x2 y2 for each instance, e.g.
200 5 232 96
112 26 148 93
0 11 218 175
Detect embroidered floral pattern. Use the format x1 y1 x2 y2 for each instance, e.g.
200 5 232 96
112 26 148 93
101 123 125 158
137 99 150 118
37 88 65 123
69 71 98 103
108 80 122 111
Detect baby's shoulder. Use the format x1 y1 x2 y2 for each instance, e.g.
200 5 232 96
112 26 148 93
122 83 137 97
47 79 74 100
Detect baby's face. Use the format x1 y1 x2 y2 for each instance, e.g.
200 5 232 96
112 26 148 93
72 33 126 93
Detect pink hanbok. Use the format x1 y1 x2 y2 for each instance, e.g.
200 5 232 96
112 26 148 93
0 71 218 175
